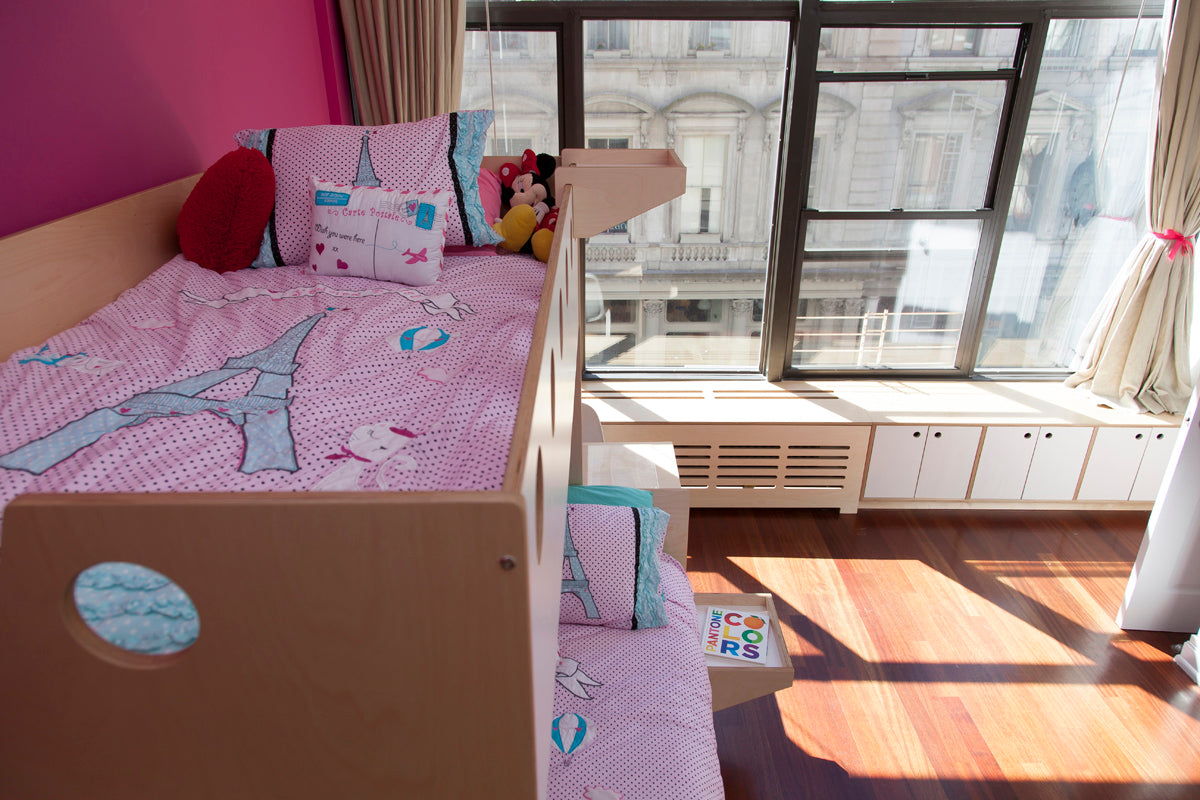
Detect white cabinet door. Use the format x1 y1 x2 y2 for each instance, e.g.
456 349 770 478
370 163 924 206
1076 428 1150 501
914 427 982 499
863 426 927 498
1022 427 1093 501
970 427 1038 499
1130 428 1181 501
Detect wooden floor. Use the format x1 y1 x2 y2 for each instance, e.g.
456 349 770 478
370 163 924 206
685 507 1200 800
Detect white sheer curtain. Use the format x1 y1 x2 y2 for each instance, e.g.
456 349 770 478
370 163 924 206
1067 0 1200 414
339 0 467 125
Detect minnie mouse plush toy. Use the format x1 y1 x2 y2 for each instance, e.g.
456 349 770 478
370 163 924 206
492 149 558 262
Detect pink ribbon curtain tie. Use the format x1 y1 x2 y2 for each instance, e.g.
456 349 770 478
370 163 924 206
1153 229 1195 260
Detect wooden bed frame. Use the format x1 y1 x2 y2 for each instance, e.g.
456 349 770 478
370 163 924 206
0 152 685 798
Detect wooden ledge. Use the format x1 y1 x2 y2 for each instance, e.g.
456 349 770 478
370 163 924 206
694 592 793 711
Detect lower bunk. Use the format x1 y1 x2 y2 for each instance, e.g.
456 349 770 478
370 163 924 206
550 494 724 799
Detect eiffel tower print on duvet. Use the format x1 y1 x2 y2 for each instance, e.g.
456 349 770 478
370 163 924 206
0 314 325 476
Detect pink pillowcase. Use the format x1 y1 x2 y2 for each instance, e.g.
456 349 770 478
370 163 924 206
234 110 503 268
559 503 670 630
478 166 502 225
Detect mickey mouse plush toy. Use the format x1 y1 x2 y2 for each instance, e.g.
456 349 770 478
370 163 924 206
492 149 558 263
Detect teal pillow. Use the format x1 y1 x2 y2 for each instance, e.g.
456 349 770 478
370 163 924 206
567 484 653 507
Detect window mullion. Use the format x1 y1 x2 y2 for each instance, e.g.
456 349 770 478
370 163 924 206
763 0 820 381
562 11 585 149
954 20 1047 374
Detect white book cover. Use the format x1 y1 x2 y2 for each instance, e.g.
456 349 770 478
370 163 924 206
702 606 772 664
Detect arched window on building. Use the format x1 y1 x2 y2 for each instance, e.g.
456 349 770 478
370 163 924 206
664 92 753 242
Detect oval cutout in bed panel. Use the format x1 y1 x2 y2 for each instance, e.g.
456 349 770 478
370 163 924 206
68 562 199 667
550 351 557 437
535 447 545 562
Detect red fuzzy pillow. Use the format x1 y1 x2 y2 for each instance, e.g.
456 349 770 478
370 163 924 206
177 147 275 273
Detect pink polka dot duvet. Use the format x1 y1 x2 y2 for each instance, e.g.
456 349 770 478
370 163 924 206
552 556 725 800
0 250 545 522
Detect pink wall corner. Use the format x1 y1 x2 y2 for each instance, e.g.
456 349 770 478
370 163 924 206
0 0 352 239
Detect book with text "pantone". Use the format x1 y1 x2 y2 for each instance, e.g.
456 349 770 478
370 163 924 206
702 606 772 663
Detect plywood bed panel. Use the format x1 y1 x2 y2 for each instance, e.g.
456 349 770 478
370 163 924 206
0 494 541 798
0 174 200 361
0 185 582 800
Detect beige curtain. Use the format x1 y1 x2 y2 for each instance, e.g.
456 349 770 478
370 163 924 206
339 0 466 125
1066 0 1200 414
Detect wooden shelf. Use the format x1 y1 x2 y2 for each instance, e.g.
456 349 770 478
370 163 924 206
554 149 685 237
582 440 688 565
694 592 793 711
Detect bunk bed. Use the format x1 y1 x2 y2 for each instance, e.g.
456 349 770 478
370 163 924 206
0 121 699 798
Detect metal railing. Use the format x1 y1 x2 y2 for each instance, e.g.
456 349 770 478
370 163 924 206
793 308 964 367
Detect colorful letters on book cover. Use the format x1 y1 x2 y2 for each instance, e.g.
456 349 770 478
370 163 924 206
703 606 773 663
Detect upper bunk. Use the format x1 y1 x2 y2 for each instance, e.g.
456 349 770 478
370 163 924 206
0 138 684 799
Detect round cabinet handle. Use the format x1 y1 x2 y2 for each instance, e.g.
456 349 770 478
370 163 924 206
1135 433 1144 440
933 431 942 438
1024 432 1033 439
1156 433 1165 440
1045 432 1053 439
913 431 921 438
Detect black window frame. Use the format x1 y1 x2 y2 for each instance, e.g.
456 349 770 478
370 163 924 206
465 0 1164 382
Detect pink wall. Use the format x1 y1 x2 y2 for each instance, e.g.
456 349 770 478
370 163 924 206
0 0 352 238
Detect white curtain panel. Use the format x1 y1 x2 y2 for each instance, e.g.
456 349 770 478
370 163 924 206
339 0 466 125
1067 0 1200 414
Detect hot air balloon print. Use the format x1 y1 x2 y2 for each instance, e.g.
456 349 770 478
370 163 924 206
388 326 451 353
551 712 595 766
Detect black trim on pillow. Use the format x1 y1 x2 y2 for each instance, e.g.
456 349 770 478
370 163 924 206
446 112 474 247
631 506 643 630
264 128 284 267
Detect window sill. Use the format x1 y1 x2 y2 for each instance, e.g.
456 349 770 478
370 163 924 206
583 378 1181 428
679 233 722 244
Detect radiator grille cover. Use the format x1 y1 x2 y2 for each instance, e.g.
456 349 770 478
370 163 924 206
603 424 870 512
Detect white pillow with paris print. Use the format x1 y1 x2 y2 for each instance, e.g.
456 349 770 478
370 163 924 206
307 177 452 286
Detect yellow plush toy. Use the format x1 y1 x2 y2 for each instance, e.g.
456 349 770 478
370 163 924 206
492 150 558 263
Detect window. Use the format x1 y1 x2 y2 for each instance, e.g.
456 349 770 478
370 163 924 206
979 18 1160 371
689 20 732 52
579 17 789 372
901 132 963 209
681 136 727 235
491 137 533 157
927 27 979 55
817 25 1022 72
1044 19 1084 56
587 20 629 52
797 22 1019 372
483 31 529 52
814 78 1006 213
461 30 559 156
464 2 1162 379
587 137 630 150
